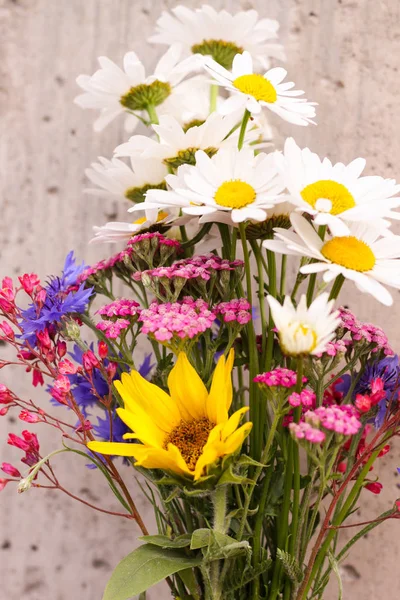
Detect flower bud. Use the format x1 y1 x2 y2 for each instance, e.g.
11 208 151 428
1 462 21 478
19 410 41 423
57 340 67 358
98 340 108 359
82 350 99 371
365 481 383 494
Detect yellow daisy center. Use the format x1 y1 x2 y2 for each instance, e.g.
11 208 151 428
133 211 169 226
232 74 277 103
321 236 376 272
300 180 356 215
164 417 214 471
214 180 256 209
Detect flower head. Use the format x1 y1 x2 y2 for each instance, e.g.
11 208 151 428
289 421 326 444
149 5 285 69
276 138 400 236
139 146 285 224
267 293 341 356
310 405 362 436
205 51 316 126
263 213 400 306
254 367 306 388
87 351 251 480
75 46 199 131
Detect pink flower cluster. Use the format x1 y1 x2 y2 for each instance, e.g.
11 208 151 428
215 299 251 325
288 389 316 409
309 405 362 436
316 339 350 358
139 298 215 342
7 429 40 467
133 254 244 283
97 298 141 318
289 422 326 444
254 368 307 388
96 319 130 339
339 308 393 355
127 232 181 249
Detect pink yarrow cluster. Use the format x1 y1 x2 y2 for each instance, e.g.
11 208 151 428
215 299 251 325
127 232 181 249
316 339 350 358
97 298 141 318
289 422 326 444
288 389 316 409
139 298 215 342
133 254 244 283
339 308 393 355
254 368 307 388
308 405 362 436
96 319 130 339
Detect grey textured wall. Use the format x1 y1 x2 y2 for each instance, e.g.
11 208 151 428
1 1 400 598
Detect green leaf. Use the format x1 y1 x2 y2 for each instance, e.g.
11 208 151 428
190 529 250 561
217 464 252 486
102 544 202 600
190 529 236 550
138 534 191 549
237 455 266 468
178 568 201 600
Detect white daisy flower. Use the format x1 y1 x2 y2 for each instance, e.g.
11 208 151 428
115 112 251 170
149 4 285 70
263 213 400 306
204 51 317 126
74 45 199 131
267 293 341 356
90 209 172 244
277 138 400 235
85 157 169 204
131 146 285 224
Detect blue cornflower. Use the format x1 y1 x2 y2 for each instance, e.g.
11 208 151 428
338 355 400 428
92 411 130 442
20 251 93 341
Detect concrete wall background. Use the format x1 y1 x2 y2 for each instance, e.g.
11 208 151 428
1 0 400 598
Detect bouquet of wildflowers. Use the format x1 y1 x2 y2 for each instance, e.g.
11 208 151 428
3 5 400 599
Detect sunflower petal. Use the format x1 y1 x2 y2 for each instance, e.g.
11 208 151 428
87 441 139 457
206 350 234 423
223 422 253 454
168 353 208 420
221 407 249 440
117 407 165 448
194 447 219 481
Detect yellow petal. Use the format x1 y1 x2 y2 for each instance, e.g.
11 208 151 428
87 441 140 457
136 445 192 477
206 350 234 423
221 407 249 440
115 370 180 431
168 353 208 420
194 447 219 481
223 422 252 455
117 407 165 448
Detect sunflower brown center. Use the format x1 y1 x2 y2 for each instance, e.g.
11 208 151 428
164 417 214 471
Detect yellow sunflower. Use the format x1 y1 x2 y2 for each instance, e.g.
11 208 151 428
87 350 251 480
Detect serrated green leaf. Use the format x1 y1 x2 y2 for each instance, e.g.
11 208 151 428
102 545 202 600
237 455 266 468
217 464 252 486
276 549 303 583
138 534 191 549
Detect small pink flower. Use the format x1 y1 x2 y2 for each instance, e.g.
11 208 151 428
0 479 11 491
0 384 12 405
289 422 326 444
57 340 67 358
18 273 40 294
96 319 130 339
7 433 31 452
32 369 44 387
254 368 307 389
365 481 383 494
58 359 78 375
75 419 93 433
0 321 15 340
311 405 362 436
53 375 71 394
19 410 41 423
36 329 52 349
1 462 21 478
355 394 371 413
98 340 108 359
82 350 99 371
22 430 39 452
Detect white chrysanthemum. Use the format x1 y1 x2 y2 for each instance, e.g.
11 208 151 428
267 293 341 356
132 147 285 224
90 209 172 244
204 51 317 126
149 5 285 69
74 45 199 131
263 213 400 306
115 112 252 170
85 157 169 204
276 138 400 235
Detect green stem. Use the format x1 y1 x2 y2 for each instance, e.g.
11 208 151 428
238 222 260 459
181 223 212 249
210 84 219 113
328 274 345 301
265 249 277 372
280 255 287 296
306 227 326 306
146 103 159 124
213 486 228 534
238 109 251 150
